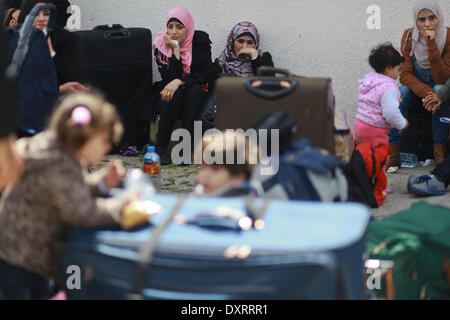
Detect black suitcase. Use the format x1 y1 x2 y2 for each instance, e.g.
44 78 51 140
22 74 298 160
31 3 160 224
74 25 152 150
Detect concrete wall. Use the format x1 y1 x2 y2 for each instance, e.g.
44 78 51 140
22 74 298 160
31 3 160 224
69 0 450 125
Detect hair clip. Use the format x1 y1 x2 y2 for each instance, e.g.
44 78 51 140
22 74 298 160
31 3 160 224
71 106 92 126
395 48 403 57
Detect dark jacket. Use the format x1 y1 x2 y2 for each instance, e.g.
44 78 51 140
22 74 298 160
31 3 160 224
50 28 84 85
7 28 59 134
145 30 218 121
0 29 18 137
50 0 84 85
436 78 450 103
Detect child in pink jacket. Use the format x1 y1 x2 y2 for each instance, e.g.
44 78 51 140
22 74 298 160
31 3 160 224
355 43 409 147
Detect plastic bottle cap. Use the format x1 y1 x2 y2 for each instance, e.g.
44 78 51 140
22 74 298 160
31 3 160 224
147 146 156 153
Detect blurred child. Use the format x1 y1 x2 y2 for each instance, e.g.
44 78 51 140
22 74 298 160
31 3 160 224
355 43 408 147
0 92 151 300
195 131 259 197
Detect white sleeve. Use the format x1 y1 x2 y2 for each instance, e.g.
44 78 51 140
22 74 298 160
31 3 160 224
381 87 407 130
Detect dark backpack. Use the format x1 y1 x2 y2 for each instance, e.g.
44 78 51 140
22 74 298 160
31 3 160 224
253 139 348 202
250 112 298 156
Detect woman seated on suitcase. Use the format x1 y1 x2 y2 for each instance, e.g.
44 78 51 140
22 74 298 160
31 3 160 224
15 0 88 94
386 0 450 171
0 91 152 300
214 21 274 77
6 1 87 138
194 131 259 197
152 7 218 165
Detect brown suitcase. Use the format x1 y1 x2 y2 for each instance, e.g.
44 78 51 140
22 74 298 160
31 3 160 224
215 67 335 153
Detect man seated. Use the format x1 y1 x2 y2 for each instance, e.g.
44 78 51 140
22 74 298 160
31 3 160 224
408 78 450 196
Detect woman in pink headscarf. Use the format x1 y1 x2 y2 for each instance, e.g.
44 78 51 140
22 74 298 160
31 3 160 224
151 7 217 165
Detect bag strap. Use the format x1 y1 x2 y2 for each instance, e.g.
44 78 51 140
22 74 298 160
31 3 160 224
371 147 377 185
127 196 187 300
244 195 271 224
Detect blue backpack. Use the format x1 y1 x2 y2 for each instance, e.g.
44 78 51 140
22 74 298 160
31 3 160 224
253 139 348 202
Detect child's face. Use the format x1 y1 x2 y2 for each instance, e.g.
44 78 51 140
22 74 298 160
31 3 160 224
197 165 246 195
384 65 402 80
77 130 112 166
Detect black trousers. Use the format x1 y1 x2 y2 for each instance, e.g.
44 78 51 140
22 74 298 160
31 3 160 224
156 84 204 148
432 154 450 188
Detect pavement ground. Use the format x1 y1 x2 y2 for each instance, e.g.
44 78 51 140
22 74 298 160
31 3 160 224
373 164 450 219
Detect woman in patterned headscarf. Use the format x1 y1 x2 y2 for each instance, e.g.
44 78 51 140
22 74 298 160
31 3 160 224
215 21 274 77
387 0 450 170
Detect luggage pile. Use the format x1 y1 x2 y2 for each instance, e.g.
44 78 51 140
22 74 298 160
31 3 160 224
59 195 371 300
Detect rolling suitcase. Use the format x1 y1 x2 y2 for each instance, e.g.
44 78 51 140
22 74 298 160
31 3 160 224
215 67 335 153
59 194 370 300
74 25 153 150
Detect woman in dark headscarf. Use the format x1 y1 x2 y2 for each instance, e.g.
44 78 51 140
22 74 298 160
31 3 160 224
215 21 274 77
6 0 59 137
387 0 450 170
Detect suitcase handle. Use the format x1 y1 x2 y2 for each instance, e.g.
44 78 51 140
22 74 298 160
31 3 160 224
94 24 124 30
244 78 299 100
104 30 131 39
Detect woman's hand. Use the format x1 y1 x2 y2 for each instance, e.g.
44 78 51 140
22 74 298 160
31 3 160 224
160 79 183 102
423 30 436 41
47 37 55 56
237 48 259 60
424 92 442 114
403 119 409 130
164 34 181 59
59 82 90 94
164 34 179 49
103 159 126 190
